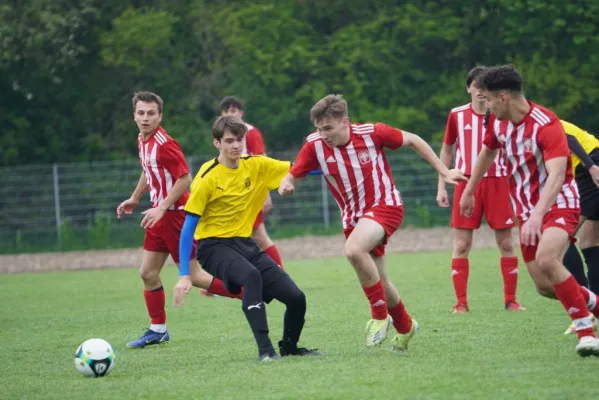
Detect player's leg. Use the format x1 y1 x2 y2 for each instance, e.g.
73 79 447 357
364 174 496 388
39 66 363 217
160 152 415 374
449 180 482 313
252 214 284 269
250 252 319 357
345 218 392 346
534 227 599 356
494 228 524 310
373 255 417 352
580 220 599 294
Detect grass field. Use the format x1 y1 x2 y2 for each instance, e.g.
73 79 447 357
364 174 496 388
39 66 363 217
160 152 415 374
2 249 599 399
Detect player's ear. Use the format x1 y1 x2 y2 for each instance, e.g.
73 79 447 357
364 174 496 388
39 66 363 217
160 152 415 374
213 138 220 149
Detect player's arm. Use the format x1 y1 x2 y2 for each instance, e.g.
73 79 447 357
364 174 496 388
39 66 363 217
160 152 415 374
567 134 596 171
437 113 457 207
178 213 199 277
116 172 148 218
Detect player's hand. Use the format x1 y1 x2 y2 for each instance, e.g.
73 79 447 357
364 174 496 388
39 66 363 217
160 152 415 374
442 168 468 186
278 180 295 196
262 193 273 214
174 276 193 307
520 213 543 247
436 188 450 208
459 191 475 217
590 165 599 188
140 207 165 229
116 198 139 219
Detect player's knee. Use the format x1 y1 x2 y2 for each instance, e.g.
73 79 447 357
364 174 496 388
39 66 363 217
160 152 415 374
139 267 160 284
287 289 306 310
344 242 365 263
240 266 262 287
453 237 472 258
536 251 559 274
496 235 514 254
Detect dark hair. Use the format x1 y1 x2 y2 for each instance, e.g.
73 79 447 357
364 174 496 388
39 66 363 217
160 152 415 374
212 115 247 140
132 91 163 113
466 66 487 87
475 65 523 93
219 96 244 113
483 110 491 128
310 94 348 123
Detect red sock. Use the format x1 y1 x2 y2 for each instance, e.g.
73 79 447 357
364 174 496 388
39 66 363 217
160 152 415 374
500 257 519 304
144 286 166 324
208 278 243 299
579 285 599 317
451 258 469 305
264 245 284 270
388 301 412 334
554 276 595 339
362 281 388 320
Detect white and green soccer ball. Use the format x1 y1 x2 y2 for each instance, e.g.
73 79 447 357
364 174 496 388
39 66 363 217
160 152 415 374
74 338 116 377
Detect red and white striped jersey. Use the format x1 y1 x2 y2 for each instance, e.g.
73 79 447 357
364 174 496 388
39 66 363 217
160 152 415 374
137 126 190 210
242 123 266 155
290 123 403 230
484 101 580 221
444 103 507 177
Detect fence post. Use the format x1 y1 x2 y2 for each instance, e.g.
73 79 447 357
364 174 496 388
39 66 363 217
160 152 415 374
321 175 330 229
52 163 62 246
188 156 193 176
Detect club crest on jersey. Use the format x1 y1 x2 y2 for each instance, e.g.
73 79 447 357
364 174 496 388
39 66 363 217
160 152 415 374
358 150 371 165
497 134 506 144
245 177 251 189
523 138 533 153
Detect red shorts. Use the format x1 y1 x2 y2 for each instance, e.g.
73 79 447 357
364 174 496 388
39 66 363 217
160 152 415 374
143 210 196 264
253 211 264 229
519 208 580 263
451 177 515 230
344 205 404 257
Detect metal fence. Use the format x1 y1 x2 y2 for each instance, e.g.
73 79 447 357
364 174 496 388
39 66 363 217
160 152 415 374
0 147 452 254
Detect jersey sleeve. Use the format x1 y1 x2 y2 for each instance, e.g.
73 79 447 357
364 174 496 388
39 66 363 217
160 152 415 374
184 173 213 217
157 141 190 180
259 157 291 190
482 117 501 150
373 123 403 150
289 142 320 178
443 112 458 145
246 128 266 155
537 120 570 161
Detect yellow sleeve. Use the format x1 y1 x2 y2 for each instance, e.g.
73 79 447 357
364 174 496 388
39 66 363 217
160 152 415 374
259 156 291 190
185 172 213 217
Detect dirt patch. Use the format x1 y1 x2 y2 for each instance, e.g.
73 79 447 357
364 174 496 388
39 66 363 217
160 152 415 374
0 226 518 274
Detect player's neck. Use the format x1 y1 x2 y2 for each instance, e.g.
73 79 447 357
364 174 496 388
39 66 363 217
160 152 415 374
141 126 158 141
217 154 239 169
471 100 486 115
507 97 531 125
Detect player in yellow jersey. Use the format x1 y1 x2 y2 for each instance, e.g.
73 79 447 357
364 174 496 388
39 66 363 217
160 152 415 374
174 115 319 361
562 120 599 334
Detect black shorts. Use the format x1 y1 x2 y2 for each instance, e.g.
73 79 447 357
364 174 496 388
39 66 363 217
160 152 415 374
576 148 599 220
196 237 287 303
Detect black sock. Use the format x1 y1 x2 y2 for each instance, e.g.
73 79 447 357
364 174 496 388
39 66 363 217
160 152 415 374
240 268 273 355
582 246 599 294
564 243 588 287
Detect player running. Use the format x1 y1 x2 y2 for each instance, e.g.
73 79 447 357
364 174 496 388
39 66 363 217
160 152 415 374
117 92 237 348
175 115 319 361
279 94 467 351
460 65 599 357
437 66 523 313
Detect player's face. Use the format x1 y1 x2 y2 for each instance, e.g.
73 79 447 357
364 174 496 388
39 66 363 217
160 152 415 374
481 90 508 120
221 107 244 119
467 81 485 103
214 131 244 161
315 116 350 147
134 101 162 135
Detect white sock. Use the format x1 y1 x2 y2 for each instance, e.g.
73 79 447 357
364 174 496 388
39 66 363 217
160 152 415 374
584 287 597 310
150 324 167 333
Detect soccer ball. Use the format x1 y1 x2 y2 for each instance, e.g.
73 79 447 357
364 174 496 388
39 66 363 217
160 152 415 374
74 338 116 377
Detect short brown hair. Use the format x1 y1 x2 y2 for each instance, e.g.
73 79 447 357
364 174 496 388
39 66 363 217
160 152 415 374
310 94 348 123
466 66 487 87
132 91 163 113
212 115 247 140
219 96 244 113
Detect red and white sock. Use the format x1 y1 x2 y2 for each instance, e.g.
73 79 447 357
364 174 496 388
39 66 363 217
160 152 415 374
554 276 595 339
144 286 166 332
500 256 519 303
451 258 469 305
388 301 412 334
264 245 284 270
362 281 388 320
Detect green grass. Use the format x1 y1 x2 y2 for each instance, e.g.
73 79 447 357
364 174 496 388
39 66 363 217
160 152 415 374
1 249 598 399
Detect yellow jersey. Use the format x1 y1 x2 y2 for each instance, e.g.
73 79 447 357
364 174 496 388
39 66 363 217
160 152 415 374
185 155 290 240
562 120 599 175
